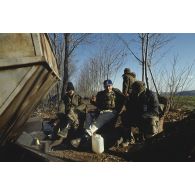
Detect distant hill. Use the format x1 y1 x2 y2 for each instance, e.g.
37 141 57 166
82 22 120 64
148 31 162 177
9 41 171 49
177 90 195 96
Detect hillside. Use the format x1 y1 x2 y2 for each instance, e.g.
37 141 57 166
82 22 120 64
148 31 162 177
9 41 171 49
177 90 195 96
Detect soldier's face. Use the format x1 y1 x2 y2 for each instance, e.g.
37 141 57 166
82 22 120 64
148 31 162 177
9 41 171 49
67 90 74 96
104 84 113 92
132 87 145 96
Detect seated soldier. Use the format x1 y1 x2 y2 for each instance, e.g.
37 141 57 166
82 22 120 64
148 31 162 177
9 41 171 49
49 82 86 150
122 81 160 147
71 79 125 148
58 82 86 138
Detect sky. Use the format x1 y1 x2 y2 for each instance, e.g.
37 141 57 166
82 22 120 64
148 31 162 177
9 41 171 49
72 33 195 92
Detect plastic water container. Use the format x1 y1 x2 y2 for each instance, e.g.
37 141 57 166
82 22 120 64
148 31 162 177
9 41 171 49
92 134 104 154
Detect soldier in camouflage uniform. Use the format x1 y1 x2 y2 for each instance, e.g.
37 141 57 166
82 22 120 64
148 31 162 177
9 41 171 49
122 68 136 96
122 81 160 147
58 82 86 138
72 79 125 147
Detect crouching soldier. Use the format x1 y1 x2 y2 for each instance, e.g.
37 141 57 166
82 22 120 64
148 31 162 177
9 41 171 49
58 82 86 138
72 79 125 148
122 81 160 147
49 82 86 151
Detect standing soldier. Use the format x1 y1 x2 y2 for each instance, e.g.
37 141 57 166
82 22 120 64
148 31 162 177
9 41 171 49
122 68 136 96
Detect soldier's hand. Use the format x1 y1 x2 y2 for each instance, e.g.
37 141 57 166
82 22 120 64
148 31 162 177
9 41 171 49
90 95 96 105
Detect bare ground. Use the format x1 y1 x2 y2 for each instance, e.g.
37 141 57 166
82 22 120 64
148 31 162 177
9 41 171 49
24 107 195 162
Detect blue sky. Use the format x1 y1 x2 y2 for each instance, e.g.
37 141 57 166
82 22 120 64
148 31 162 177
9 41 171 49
72 33 195 91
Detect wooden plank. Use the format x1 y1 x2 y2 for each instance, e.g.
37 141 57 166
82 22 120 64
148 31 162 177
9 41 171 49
40 34 60 78
0 33 60 146
0 34 35 58
0 66 37 115
0 56 45 68
0 68 58 145
31 33 43 56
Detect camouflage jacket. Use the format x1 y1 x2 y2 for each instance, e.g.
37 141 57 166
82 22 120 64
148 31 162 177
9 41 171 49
62 93 86 114
122 72 136 95
126 89 159 118
95 88 125 113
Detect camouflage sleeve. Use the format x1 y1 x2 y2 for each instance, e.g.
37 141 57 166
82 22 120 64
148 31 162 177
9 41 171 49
95 92 102 109
76 95 87 112
123 75 129 95
129 76 135 87
113 88 125 113
149 92 159 116
63 96 70 114
118 93 126 113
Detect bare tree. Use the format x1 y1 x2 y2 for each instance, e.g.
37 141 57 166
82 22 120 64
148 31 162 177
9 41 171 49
76 36 126 96
152 56 194 109
49 33 91 100
76 60 98 97
165 56 194 109
118 33 173 91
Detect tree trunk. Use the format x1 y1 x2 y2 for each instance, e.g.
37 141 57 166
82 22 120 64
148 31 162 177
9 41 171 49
61 33 70 100
141 34 145 82
144 34 149 89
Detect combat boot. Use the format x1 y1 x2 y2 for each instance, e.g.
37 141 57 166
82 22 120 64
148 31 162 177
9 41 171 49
71 132 90 148
58 123 71 138
122 138 135 147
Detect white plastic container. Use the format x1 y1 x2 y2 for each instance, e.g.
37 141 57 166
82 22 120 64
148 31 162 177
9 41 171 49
92 134 104 154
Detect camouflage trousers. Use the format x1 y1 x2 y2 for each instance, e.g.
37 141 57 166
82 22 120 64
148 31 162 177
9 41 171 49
141 116 159 138
66 109 80 129
84 110 117 136
123 114 159 140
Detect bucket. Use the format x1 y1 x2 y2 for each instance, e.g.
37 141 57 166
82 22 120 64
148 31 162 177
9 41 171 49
92 134 104 154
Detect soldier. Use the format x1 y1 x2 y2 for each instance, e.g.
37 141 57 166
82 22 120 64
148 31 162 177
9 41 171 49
72 79 125 147
122 68 136 96
122 81 160 147
58 82 86 138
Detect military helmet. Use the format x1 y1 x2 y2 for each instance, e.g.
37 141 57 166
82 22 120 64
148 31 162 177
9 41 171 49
132 81 145 93
124 68 131 74
66 82 74 91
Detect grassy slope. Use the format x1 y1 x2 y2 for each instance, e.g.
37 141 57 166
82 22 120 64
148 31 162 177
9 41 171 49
174 96 195 110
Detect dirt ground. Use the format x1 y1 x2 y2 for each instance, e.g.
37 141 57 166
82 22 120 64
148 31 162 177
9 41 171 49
23 107 195 162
